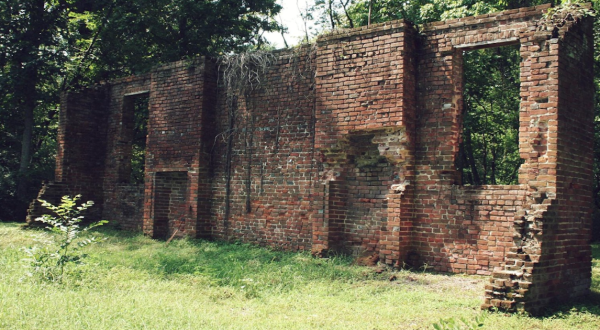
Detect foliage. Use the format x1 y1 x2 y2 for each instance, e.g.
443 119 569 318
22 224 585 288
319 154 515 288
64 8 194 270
460 45 522 185
541 0 596 28
432 313 486 330
83 0 283 83
0 0 65 220
131 95 149 185
337 0 510 28
310 0 356 30
1 222 600 328
22 195 107 282
0 0 283 220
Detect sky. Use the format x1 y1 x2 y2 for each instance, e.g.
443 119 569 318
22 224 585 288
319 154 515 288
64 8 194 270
263 0 318 49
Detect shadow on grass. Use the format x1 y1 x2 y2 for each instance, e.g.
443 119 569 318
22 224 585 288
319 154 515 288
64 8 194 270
0 221 23 228
82 227 600 306
529 244 600 319
592 244 600 268
89 228 371 292
535 291 600 321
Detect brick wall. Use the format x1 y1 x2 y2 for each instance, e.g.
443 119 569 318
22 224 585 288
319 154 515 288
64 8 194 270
152 171 189 239
412 5 553 280
143 58 215 239
483 9 595 312
27 87 109 223
550 15 595 303
209 46 317 250
102 74 151 230
314 21 417 263
29 4 594 313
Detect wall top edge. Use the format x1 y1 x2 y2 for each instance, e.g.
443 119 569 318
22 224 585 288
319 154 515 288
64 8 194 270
421 3 552 32
316 19 412 44
107 72 152 86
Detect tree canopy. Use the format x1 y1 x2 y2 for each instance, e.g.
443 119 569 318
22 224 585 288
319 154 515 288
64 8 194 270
0 0 282 220
0 0 598 229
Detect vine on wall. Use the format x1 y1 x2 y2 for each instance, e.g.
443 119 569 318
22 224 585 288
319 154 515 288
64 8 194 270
216 45 318 235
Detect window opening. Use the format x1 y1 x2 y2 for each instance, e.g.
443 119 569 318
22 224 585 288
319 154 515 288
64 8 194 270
458 44 522 185
131 95 149 184
119 93 149 184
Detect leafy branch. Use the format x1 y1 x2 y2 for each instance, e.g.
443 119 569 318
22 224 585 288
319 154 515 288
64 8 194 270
539 0 596 30
22 194 107 283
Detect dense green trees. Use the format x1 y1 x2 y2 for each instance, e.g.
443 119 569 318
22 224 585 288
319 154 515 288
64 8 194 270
0 0 598 224
0 0 282 220
0 0 68 220
460 45 522 185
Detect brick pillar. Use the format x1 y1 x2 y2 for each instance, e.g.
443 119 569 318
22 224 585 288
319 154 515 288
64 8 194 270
484 10 594 313
143 58 215 239
27 87 109 225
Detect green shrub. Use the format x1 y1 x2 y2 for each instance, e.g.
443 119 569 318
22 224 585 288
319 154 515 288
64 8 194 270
432 313 486 330
22 195 107 283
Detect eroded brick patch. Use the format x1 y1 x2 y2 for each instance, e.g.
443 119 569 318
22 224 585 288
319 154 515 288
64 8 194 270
28 4 594 313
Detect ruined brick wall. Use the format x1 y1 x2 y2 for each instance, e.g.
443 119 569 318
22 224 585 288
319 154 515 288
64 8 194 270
209 47 317 250
101 74 151 230
29 4 594 314
314 21 417 263
479 5 594 313
27 88 109 222
496 13 596 312
549 16 595 304
412 5 552 278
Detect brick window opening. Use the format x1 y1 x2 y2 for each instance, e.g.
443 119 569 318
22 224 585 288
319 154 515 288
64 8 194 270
458 44 522 185
119 93 149 184
153 171 188 240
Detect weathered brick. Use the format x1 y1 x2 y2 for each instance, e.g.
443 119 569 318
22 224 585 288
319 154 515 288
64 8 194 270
27 4 594 315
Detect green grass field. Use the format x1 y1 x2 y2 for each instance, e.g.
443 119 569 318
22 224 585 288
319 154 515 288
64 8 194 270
1 222 599 329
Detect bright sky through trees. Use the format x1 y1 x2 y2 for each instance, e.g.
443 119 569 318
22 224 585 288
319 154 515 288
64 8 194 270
265 0 316 48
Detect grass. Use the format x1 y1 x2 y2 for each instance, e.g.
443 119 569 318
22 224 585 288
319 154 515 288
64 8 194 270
1 221 599 329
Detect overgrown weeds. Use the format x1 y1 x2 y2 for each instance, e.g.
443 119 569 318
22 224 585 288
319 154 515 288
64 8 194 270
1 222 599 329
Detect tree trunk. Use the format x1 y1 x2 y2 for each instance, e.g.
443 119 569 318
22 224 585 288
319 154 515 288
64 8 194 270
15 0 45 201
328 0 336 29
16 79 36 199
339 0 354 28
368 0 373 26
464 128 481 185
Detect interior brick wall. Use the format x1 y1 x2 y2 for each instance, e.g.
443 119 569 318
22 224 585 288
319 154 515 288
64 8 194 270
102 74 151 230
28 4 594 313
27 88 109 222
550 16 595 303
143 58 216 239
208 46 317 250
